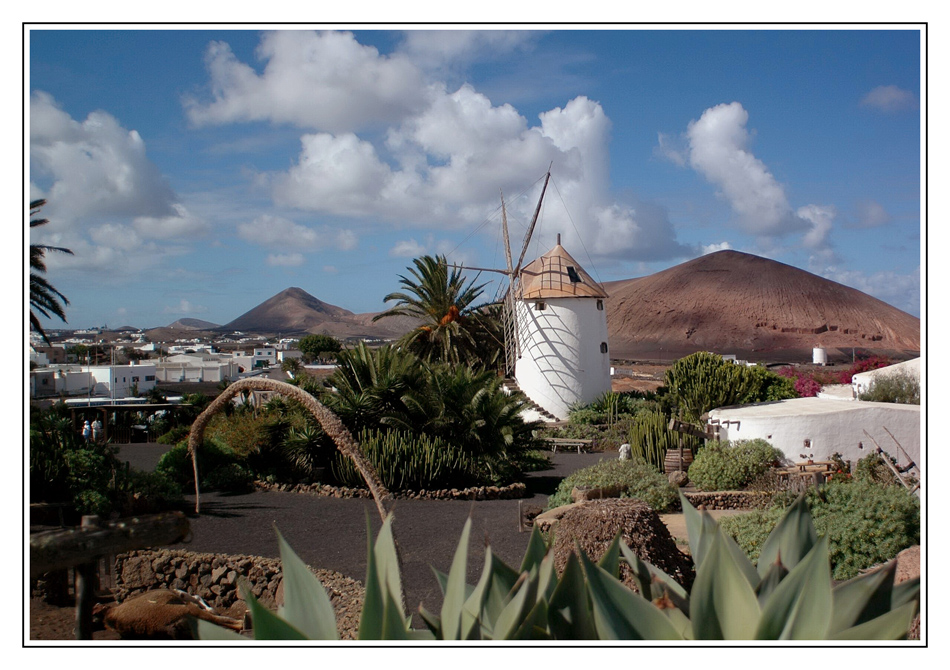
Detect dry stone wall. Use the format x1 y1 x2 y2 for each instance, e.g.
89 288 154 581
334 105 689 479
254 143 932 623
254 480 527 501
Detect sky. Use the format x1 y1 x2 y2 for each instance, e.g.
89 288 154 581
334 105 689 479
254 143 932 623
26 26 924 331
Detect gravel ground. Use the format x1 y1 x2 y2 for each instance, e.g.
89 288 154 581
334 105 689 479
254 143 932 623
168 450 610 626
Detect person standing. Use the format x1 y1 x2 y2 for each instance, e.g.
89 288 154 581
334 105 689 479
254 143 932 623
91 418 102 441
82 420 92 442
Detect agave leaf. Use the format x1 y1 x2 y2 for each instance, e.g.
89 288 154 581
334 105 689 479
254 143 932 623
618 540 689 609
535 551 557 604
381 589 410 640
755 560 789 605
492 570 537 639
511 598 550 640
756 494 817 577
482 548 521 625
658 601 693 640
519 524 548 574
547 552 597 640
891 577 920 611
597 533 622 578
460 546 497 637
829 560 897 634
374 514 405 621
680 491 719 569
829 601 919 640
689 532 761 640
274 527 339 640
580 549 683 640
720 528 761 588
196 618 246 641
440 517 473 640
358 514 385 640
237 579 308 640
755 536 832 640
417 604 442 637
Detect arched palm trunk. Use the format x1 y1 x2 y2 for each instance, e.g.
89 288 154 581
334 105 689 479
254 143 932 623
187 378 392 522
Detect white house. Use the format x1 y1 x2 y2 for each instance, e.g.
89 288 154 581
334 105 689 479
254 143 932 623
87 362 157 397
154 353 240 383
852 358 921 397
707 397 920 473
514 238 611 421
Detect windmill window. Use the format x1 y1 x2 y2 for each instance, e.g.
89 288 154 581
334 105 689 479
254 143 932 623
596 299 604 310
566 266 581 283
600 342 608 354
534 301 546 311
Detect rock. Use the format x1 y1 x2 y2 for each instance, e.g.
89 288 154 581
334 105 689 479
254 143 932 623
668 471 689 487
119 556 156 590
571 484 626 502
551 498 695 592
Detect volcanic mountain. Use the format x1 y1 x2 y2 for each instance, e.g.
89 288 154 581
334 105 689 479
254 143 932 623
219 287 418 339
603 250 920 362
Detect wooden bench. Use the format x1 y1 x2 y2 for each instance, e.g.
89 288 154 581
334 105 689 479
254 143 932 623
543 437 594 454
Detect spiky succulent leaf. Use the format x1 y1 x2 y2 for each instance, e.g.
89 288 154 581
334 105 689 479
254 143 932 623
618 540 689 610
597 533 622 578
358 514 386 639
440 517 473 639
547 552 597 640
828 602 919 640
373 514 405 624
680 491 720 568
756 494 817 577
690 531 761 639
755 560 789 605
580 548 683 640
196 618 246 640
519 524 548 574
274 528 339 640
755 536 832 639
238 578 308 640
829 560 899 634
891 577 920 611
492 571 538 639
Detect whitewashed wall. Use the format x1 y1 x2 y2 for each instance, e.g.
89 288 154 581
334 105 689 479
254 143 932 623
515 297 611 420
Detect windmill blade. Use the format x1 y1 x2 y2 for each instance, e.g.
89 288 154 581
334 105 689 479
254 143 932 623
514 169 552 273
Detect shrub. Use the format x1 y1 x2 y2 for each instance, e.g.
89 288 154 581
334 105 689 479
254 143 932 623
688 439 783 492
157 425 190 445
331 428 479 491
858 370 920 404
720 479 919 581
546 458 678 511
155 439 243 491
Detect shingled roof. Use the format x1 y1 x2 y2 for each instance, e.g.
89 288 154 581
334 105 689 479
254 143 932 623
520 242 608 299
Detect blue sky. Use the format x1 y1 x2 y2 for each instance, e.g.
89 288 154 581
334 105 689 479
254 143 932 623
27 26 923 330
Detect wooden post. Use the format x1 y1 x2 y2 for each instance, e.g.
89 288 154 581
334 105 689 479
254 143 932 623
75 515 101 640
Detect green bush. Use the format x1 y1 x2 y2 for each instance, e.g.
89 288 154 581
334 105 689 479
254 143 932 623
156 439 244 491
720 479 919 581
331 428 480 491
688 439 783 492
157 424 190 445
858 370 920 404
546 458 678 511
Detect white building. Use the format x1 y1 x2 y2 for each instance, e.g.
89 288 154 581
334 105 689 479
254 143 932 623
87 363 158 397
707 397 920 473
154 353 240 383
852 358 921 398
513 238 611 421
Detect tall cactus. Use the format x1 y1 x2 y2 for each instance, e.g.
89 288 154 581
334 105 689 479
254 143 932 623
664 352 754 422
628 410 700 472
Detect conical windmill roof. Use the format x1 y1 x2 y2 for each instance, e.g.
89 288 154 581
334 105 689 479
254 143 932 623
520 243 608 299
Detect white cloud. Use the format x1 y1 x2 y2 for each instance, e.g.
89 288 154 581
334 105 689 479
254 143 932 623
183 31 427 132
196 33 689 264
797 204 836 251
860 85 918 113
685 102 805 237
237 214 358 252
390 239 428 258
654 132 687 166
30 91 205 277
702 241 733 255
163 299 208 315
853 200 891 228
266 253 305 267
820 266 920 316
398 30 538 71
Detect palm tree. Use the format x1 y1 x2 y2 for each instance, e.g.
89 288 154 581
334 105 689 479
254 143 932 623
30 199 73 345
372 255 502 367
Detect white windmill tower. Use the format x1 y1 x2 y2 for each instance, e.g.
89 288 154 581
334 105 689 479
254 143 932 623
475 171 612 422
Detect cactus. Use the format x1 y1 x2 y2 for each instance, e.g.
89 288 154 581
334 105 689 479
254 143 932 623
200 493 919 641
627 410 700 472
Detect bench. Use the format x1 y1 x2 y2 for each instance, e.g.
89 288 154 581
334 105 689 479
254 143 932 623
543 438 594 454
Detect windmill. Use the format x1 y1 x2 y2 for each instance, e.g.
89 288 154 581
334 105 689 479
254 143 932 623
456 170 612 421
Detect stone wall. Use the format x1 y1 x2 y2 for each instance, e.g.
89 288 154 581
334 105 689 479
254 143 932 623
113 548 365 637
682 491 772 510
254 480 527 501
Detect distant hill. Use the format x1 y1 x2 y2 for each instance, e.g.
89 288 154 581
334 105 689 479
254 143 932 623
604 250 920 362
219 287 418 339
168 318 220 330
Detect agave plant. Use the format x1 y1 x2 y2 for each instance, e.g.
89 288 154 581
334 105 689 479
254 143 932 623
199 492 919 641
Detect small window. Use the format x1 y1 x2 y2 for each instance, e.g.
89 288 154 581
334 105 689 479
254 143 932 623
566 266 581 283
600 342 608 354
535 301 546 311
596 299 604 310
